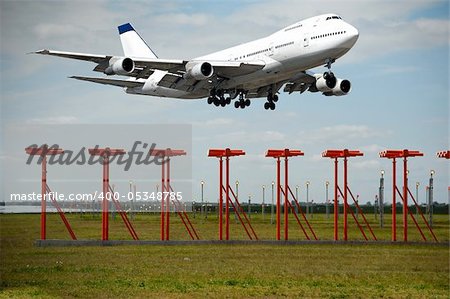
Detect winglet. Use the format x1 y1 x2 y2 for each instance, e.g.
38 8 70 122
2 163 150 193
118 23 134 35
34 49 50 55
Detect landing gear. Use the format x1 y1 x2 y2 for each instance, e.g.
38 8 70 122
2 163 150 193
264 92 278 110
207 89 233 108
234 91 251 109
322 58 337 89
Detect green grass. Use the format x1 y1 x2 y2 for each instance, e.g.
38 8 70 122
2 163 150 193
1 213 449 298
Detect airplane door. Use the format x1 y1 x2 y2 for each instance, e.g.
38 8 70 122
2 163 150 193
269 42 274 56
303 33 310 47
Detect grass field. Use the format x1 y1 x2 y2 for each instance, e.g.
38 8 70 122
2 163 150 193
1 213 449 298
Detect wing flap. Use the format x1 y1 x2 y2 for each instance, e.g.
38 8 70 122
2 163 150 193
212 61 265 78
70 76 144 88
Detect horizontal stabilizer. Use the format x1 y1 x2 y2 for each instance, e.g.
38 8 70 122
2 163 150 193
70 76 144 88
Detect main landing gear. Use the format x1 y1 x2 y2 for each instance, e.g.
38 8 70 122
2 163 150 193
234 92 250 109
207 89 231 107
264 92 277 110
207 89 251 109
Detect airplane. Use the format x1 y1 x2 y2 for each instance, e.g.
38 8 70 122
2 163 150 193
34 13 359 110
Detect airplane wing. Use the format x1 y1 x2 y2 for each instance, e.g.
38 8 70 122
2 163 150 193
70 76 144 88
34 49 174 79
283 71 316 94
35 49 264 81
157 61 266 92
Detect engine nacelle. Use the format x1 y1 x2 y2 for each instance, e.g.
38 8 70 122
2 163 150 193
184 62 214 80
323 79 352 96
104 57 135 76
310 72 337 93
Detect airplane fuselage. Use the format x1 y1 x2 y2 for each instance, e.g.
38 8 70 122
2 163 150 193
128 14 359 99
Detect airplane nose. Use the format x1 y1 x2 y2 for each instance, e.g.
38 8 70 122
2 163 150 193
344 24 359 48
349 25 359 42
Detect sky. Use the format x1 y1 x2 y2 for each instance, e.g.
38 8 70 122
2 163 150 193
1 0 449 205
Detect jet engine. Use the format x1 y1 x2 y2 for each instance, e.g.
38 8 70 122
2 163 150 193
324 78 352 96
309 72 337 93
184 62 214 80
104 57 135 75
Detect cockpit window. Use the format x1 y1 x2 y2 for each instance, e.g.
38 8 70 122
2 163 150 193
326 16 342 20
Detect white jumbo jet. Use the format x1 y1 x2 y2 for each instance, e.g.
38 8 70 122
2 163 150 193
35 13 359 110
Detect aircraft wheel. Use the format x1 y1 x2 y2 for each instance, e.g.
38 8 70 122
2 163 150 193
207 97 214 105
270 102 276 110
245 99 250 107
234 101 240 109
225 97 231 105
240 102 246 109
213 99 220 107
272 95 279 102
264 102 270 110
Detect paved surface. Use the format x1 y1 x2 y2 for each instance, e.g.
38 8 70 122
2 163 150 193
35 239 449 247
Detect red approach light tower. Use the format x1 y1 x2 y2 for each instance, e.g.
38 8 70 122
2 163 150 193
322 149 376 241
379 149 437 242
208 148 258 240
148 148 199 241
265 149 317 241
89 147 139 241
25 145 77 240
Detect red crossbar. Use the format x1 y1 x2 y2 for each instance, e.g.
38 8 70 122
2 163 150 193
437 151 450 159
322 149 363 158
379 149 423 158
149 148 186 157
266 149 304 157
208 148 245 157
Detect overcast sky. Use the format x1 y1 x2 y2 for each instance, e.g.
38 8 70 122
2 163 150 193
1 0 449 205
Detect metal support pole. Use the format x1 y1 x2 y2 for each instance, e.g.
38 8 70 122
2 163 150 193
306 182 309 218
235 181 239 224
380 171 384 228
262 185 265 221
219 158 223 240
201 181 204 220
166 157 170 240
161 158 165 240
276 158 281 240
225 155 230 240
334 158 338 241
415 182 420 217
392 158 397 241
248 195 251 219
271 181 274 225
102 155 109 241
403 157 408 242
429 171 434 228
284 153 289 240
41 155 47 240
326 181 329 219
129 181 133 220
343 156 348 241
